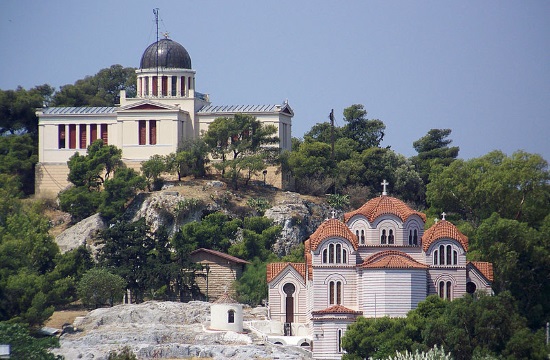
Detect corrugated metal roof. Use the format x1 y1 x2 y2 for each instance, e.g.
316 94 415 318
42 107 117 115
198 104 280 114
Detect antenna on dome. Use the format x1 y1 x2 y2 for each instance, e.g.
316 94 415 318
153 8 159 77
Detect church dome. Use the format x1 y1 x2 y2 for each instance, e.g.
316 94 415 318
140 38 192 69
422 220 468 252
344 195 427 223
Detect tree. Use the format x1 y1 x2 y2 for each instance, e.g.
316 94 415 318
97 219 154 303
77 268 126 308
99 167 147 221
52 64 136 107
287 140 335 195
411 129 459 186
342 104 386 151
203 114 278 189
141 154 166 191
427 150 550 227
233 258 270 306
0 323 62 360
303 121 344 145
0 133 37 196
0 84 54 138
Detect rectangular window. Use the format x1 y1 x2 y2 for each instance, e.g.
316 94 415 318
68 124 76 149
90 124 97 142
79 124 87 149
139 120 146 145
152 76 158 96
171 76 177 96
58 125 66 149
162 76 168 96
180 76 186 96
101 124 108 144
144 76 149 96
188 76 191 92
149 120 157 145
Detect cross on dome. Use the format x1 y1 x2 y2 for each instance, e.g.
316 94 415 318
441 212 446 220
331 209 337 219
381 179 389 196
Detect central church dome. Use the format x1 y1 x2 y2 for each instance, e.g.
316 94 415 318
140 38 192 69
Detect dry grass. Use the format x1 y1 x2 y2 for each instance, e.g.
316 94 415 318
45 309 89 329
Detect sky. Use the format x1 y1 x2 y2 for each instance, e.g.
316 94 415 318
1 1 549 161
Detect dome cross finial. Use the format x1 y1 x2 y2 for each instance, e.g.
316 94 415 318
441 212 447 221
381 179 389 196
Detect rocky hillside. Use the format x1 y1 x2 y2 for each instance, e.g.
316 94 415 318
55 300 311 360
53 178 335 257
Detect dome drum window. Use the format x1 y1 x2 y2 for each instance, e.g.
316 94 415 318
322 243 348 264
433 244 458 266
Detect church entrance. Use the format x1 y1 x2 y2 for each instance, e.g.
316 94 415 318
283 283 295 335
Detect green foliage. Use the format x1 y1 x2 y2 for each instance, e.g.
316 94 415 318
386 345 452 360
342 293 549 360
342 104 386 151
203 114 278 189
140 154 165 191
234 257 270 306
281 243 305 263
0 322 62 360
326 193 350 210
287 140 335 195
427 150 550 227
246 197 271 215
228 217 281 260
99 167 146 221
0 134 38 195
411 129 459 187
58 186 101 222
77 268 126 308
166 138 209 179
52 64 136 107
107 346 138 360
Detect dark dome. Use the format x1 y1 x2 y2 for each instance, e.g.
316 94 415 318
140 38 192 69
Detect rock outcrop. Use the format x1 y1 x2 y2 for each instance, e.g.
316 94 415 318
55 301 311 360
55 213 106 254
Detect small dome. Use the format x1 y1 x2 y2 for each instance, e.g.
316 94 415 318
422 220 468 252
308 218 358 251
344 195 427 223
140 38 192 69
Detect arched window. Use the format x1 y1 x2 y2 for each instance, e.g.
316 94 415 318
329 280 342 305
413 229 418 245
228 309 235 323
446 245 452 265
381 230 387 244
439 245 445 264
433 250 439 265
323 249 328 263
434 244 459 266
438 281 453 300
408 230 413 245
356 230 359 240
338 329 343 353
360 230 365 244
453 250 458 265
336 244 342 263
329 244 335 263
342 249 347 264
438 281 444 298
388 229 394 244
446 281 452 300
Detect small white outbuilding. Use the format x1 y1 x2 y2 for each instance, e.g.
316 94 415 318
210 293 243 332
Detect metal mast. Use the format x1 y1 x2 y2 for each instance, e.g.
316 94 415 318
153 8 159 78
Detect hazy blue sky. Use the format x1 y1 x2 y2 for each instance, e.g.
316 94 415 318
1 1 549 161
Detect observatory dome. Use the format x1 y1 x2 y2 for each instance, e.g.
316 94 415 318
140 38 192 69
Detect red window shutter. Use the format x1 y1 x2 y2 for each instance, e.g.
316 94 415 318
90 124 97 142
101 124 108 145
139 120 146 145
79 124 87 149
149 120 157 145
69 124 76 149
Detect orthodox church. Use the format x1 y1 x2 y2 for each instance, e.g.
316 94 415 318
267 182 493 360
35 36 293 196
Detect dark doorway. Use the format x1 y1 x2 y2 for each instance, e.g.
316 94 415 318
283 283 296 325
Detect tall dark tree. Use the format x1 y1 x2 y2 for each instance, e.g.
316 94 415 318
342 104 385 151
411 128 459 185
0 134 38 196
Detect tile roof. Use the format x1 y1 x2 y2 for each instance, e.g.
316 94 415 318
311 304 362 315
266 262 306 283
469 261 494 282
344 195 426 223
360 250 429 269
422 220 468 252
304 239 313 280
213 292 240 304
41 107 117 115
308 218 358 251
189 248 249 264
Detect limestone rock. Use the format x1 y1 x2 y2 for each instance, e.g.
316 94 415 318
55 301 310 360
55 213 106 254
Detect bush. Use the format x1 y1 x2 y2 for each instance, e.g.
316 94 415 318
77 268 126 308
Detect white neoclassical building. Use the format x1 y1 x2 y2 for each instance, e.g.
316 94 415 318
35 36 293 197
267 183 494 360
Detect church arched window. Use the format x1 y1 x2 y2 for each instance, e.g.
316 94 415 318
336 244 342 263
437 280 454 300
228 309 235 323
381 230 387 244
342 249 347 263
329 244 335 263
322 249 328 263
413 229 418 245
360 230 365 244
408 231 413 245
439 245 445 264
329 280 343 305
388 229 395 244
433 250 439 265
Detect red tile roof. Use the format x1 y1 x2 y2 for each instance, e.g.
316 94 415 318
308 218 358 251
213 292 240 304
304 239 313 280
344 195 427 223
469 261 494 282
311 304 362 315
190 248 249 264
422 220 468 252
266 262 306 283
360 250 428 269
